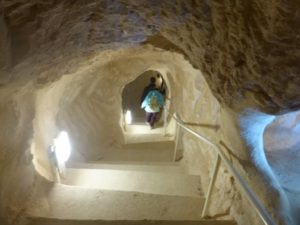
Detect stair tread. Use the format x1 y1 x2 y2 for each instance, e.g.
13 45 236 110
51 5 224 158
62 168 202 197
99 148 174 162
125 135 174 144
69 161 182 166
125 124 170 135
26 185 206 221
29 218 237 225
124 120 177 143
123 140 174 150
67 162 185 173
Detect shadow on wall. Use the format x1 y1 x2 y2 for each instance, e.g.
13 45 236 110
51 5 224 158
239 109 295 225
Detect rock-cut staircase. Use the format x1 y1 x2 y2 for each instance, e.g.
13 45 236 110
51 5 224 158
26 124 236 225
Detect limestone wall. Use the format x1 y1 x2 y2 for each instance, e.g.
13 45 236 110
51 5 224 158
166 63 276 225
0 1 300 225
0 85 36 224
2 0 300 115
0 49 289 225
20 47 207 178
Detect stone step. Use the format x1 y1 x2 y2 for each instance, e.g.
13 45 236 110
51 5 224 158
26 185 206 221
125 133 174 144
67 161 186 174
62 168 202 197
97 134 175 162
124 124 168 136
28 218 237 225
99 145 174 162
123 140 174 150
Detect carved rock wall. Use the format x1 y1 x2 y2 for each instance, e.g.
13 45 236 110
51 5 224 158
0 1 299 225
1 1 300 113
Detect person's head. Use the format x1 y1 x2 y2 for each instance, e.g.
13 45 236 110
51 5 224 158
150 77 156 84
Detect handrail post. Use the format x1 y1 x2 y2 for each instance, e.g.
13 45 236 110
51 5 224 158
201 153 221 218
163 106 168 136
173 122 182 161
123 110 127 132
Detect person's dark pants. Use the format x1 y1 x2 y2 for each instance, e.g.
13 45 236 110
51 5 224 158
146 112 158 127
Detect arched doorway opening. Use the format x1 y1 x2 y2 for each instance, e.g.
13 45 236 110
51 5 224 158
122 70 169 125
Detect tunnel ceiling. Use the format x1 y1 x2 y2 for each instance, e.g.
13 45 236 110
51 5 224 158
1 0 300 114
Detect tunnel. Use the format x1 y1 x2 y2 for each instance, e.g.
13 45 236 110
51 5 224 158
1 1 300 225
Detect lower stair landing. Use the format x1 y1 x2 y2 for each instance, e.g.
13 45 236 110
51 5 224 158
29 218 237 225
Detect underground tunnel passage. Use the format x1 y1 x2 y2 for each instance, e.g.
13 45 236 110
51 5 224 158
24 48 234 223
29 48 206 181
16 47 300 225
1 1 300 225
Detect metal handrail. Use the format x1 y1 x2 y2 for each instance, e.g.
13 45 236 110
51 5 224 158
165 109 276 225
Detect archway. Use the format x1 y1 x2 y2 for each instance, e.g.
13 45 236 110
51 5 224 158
29 47 195 181
122 70 169 124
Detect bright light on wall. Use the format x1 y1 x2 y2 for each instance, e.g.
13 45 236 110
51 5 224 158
54 131 71 164
125 110 132 124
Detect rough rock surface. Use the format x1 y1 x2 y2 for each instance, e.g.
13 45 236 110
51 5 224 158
0 1 299 225
1 0 300 113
